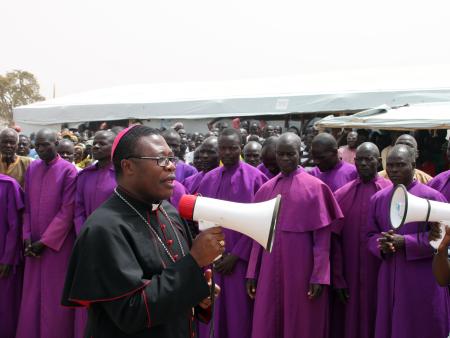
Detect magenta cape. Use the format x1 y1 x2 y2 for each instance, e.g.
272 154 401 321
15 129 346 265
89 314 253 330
366 181 450 338
16 156 77 338
182 171 205 194
175 160 197 182
0 174 24 338
330 176 391 338
309 160 358 192
246 167 343 338
74 163 116 234
256 163 276 179
428 169 450 201
196 161 268 338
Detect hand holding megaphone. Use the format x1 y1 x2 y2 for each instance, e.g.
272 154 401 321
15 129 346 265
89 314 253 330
190 227 226 267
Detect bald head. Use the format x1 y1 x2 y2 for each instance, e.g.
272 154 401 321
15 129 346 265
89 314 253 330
0 128 19 161
311 133 339 171
57 139 75 163
355 142 380 182
199 136 219 172
276 132 301 174
356 142 380 157
278 132 302 153
161 129 181 157
243 141 262 167
395 134 418 158
312 133 338 150
0 128 19 141
386 144 416 186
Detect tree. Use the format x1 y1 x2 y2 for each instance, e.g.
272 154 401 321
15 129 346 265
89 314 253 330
0 70 45 125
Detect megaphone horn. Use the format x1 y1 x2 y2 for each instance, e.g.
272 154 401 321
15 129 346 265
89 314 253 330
179 194 281 252
389 184 450 229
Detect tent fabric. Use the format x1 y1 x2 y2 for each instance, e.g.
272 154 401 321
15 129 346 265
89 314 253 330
315 102 450 130
13 67 450 125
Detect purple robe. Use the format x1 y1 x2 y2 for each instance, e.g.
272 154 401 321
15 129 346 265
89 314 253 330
74 163 116 235
16 156 77 338
175 160 198 182
246 167 343 338
428 169 450 201
310 160 358 192
0 174 24 338
330 176 391 338
366 181 450 338
182 171 205 194
73 163 116 338
257 163 276 179
169 180 188 209
197 161 268 338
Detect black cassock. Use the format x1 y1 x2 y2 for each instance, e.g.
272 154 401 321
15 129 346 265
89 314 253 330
62 188 210 338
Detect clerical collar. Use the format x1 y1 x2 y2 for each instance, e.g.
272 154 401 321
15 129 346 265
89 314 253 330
115 185 161 211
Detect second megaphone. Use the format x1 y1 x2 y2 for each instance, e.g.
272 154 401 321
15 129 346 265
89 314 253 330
390 184 450 229
178 194 281 252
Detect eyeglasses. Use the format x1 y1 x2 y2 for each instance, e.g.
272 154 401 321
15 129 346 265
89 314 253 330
127 156 176 167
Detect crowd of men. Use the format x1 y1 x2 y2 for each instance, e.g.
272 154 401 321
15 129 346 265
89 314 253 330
0 119 449 338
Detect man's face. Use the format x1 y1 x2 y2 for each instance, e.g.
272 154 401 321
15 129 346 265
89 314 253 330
57 142 75 163
250 124 259 135
386 151 415 186
199 142 219 172
164 135 181 158
17 136 31 156
276 141 299 175
195 135 205 148
355 148 379 182
262 146 279 176
35 134 57 162
311 143 337 171
218 134 241 167
0 132 18 160
244 147 261 167
347 132 358 149
265 126 275 138
274 126 282 135
178 129 186 139
127 135 176 201
92 133 114 161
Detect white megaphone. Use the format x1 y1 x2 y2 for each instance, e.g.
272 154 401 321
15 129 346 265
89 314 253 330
389 184 450 229
178 194 281 252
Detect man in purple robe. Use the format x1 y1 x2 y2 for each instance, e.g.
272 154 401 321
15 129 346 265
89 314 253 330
73 130 116 338
366 144 450 338
197 128 268 338
0 173 24 338
330 143 391 338
74 130 116 235
429 141 450 200
162 129 197 182
310 133 358 192
16 129 77 338
256 136 280 179
183 136 219 194
246 133 343 338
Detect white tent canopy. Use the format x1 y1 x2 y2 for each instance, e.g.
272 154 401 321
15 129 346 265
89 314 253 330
315 102 450 130
14 66 450 125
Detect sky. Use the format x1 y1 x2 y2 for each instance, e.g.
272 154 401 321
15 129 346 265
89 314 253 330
1 0 450 99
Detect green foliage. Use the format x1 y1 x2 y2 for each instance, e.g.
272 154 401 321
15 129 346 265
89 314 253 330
0 70 45 125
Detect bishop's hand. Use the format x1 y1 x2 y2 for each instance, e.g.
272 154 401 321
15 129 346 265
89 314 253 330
190 227 225 267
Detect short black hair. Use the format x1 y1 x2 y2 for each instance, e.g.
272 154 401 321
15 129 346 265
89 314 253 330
112 125 160 176
219 127 241 141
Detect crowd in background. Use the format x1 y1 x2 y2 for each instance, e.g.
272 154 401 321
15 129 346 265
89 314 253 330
0 117 450 338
